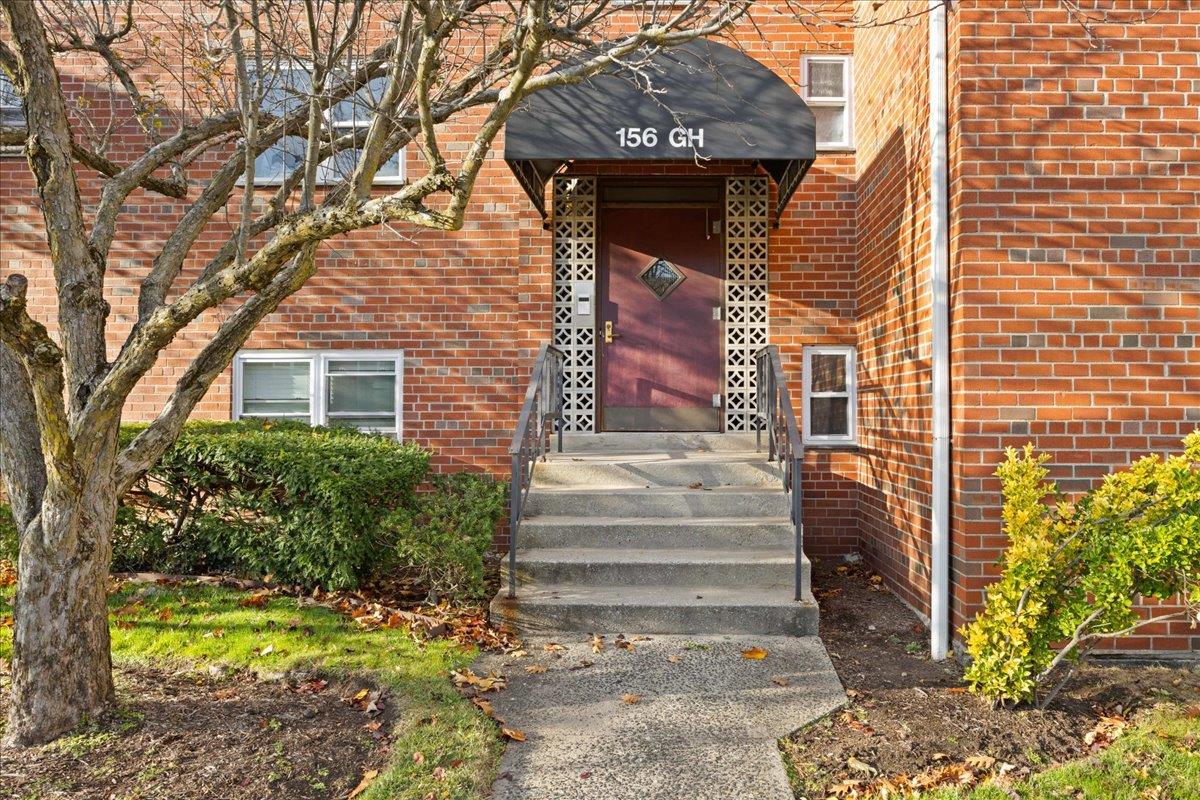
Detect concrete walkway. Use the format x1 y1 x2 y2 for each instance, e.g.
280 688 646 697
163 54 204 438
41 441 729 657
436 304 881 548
476 634 845 800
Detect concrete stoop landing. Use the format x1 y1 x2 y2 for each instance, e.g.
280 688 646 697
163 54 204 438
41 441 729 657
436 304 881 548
490 433 819 637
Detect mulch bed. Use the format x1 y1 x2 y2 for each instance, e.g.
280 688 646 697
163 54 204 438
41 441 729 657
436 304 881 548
1 665 394 799
784 557 1200 798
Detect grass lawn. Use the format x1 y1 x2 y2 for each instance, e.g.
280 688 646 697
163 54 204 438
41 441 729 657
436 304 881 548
0 580 501 800
918 703 1199 800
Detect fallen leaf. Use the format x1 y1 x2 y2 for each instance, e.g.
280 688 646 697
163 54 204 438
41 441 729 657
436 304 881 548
348 769 378 799
828 779 861 797
966 754 996 771
591 634 604 653
156 607 174 621
501 727 526 742
472 698 494 717
568 659 594 671
432 766 446 781
840 710 877 737
741 647 768 660
257 643 274 657
412 751 425 764
688 481 704 489
365 721 383 732
543 642 565 653
115 600 144 616
353 688 370 702
451 669 507 693
295 679 329 695
847 756 878 777
525 664 547 674
946 686 968 694
621 693 642 705
614 635 635 651
239 591 271 608
667 655 682 664
204 627 225 639
772 677 789 686
579 771 592 779
846 688 863 699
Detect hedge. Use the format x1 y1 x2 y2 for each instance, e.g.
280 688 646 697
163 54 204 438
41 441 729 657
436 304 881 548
115 419 430 590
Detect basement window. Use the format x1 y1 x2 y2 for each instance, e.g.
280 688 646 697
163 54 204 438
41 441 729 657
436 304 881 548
800 55 853 150
233 350 403 437
802 345 856 446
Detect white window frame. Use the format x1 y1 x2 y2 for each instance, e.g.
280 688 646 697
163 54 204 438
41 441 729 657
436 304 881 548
232 349 404 437
247 63 406 187
802 345 857 446
800 54 853 151
0 72 23 155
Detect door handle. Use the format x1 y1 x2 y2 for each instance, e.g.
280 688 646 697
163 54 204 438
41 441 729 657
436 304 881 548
604 320 622 343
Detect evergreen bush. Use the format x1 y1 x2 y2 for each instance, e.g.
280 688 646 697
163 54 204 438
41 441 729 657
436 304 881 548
963 431 1200 705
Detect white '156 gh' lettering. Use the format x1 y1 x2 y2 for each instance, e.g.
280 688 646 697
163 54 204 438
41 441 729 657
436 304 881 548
616 127 704 149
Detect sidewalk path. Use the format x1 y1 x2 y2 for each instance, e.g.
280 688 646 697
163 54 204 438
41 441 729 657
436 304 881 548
476 634 845 800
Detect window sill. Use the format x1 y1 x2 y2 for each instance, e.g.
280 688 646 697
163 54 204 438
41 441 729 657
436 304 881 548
815 146 856 154
803 442 860 452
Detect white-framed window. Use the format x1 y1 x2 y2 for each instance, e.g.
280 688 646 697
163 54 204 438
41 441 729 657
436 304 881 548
232 350 403 437
249 65 404 186
802 345 856 445
1 72 23 154
800 55 853 150
0 72 21 126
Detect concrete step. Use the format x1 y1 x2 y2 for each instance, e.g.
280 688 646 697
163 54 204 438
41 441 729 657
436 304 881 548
534 455 782 488
490 583 819 636
517 515 795 550
561 432 761 454
504 547 808 588
523 485 791 518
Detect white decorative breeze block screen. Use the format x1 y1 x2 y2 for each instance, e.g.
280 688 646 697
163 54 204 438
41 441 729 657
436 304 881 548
550 175 768 432
723 176 770 432
552 176 597 432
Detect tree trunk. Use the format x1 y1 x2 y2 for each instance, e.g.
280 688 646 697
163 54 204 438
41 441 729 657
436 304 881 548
3 470 118 747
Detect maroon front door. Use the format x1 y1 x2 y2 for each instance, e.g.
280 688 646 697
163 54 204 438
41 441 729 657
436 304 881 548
600 207 723 431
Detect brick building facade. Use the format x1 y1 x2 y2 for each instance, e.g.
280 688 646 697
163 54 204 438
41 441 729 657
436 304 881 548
2 1 1197 654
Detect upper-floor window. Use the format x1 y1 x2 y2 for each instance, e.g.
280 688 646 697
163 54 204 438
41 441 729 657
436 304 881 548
250 66 404 186
233 350 404 437
801 55 853 151
0 73 21 127
802 345 857 445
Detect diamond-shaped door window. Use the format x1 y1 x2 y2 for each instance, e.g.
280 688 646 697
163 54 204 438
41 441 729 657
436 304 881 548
637 258 685 301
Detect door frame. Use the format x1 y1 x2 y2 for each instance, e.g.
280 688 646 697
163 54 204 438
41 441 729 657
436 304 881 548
595 177 728 433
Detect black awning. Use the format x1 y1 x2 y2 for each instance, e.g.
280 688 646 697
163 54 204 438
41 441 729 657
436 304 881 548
504 39 816 221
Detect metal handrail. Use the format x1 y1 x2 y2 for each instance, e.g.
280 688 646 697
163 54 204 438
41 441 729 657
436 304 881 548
754 345 805 601
507 343 566 598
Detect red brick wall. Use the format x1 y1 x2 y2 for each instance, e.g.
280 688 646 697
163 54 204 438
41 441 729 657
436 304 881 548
852 2 935 615
949 0 1200 653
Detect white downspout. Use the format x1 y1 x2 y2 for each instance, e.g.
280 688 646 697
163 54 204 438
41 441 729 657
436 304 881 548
928 0 951 661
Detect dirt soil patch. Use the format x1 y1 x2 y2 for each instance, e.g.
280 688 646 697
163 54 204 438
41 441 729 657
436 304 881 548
2 664 395 799
784 557 1200 798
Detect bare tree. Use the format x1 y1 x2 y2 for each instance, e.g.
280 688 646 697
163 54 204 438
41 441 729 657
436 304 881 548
0 0 752 746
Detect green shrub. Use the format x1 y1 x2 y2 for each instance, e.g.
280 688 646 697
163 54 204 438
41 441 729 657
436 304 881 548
963 430 1200 706
387 472 506 602
116 419 430 589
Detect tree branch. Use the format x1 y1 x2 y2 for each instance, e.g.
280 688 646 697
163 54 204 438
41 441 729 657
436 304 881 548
0 127 188 198
0 275 76 492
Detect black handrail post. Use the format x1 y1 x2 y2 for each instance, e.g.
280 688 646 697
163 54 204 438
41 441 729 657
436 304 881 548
508 452 520 599
507 343 565 602
792 451 802 600
755 345 805 602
